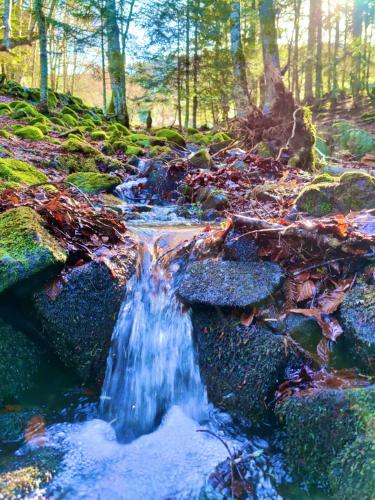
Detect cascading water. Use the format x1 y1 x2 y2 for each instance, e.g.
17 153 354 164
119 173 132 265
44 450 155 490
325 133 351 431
100 227 207 442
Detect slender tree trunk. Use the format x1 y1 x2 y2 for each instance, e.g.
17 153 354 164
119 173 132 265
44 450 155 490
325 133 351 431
304 0 316 103
34 0 49 113
341 4 349 91
230 1 251 116
315 0 323 98
184 0 190 128
292 0 301 102
192 0 199 129
327 0 332 93
3 0 13 50
105 0 129 126
351 0 364 103
258 0 281 107
331 11 340 106
177 19 183 130
100 1 107 114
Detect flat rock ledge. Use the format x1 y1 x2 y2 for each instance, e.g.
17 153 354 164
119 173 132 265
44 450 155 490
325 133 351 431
177 259 283 308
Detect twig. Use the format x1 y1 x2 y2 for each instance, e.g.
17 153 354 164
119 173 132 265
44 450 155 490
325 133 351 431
291 252 375 276
276 107 302 161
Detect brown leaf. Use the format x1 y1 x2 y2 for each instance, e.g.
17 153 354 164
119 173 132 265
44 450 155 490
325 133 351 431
240 308 255 327
317 337 330 364
317 279 352 314
296 280 316 302
288 308 343 341
44 278 64 301
24 416 46 446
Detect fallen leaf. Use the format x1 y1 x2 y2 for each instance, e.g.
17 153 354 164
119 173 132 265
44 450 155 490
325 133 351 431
288 308 344 341
240 308 255 327
24 416 46 446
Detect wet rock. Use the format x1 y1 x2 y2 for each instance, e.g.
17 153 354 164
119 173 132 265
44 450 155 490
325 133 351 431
277 386 375 489
334 172 375 212
0 318 41 405
194 187 229 211
340 281 375 371
0 408 43 443
188 149 214 169
223 230 258 262
0 207 67 294
0 447 62 498
146 159 186 200
295 182 337 216
295 172 375 216
34 253 137 383
178 260 283 308
193 308 309 422
328 434 375 500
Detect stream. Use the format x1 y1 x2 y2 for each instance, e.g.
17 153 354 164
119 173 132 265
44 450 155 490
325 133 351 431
11 190 296 499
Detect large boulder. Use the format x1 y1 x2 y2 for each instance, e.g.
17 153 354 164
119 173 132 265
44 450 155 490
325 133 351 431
188 149 214 169
178 259 283 308
66 172 121 194
33 253 137 383
0 207 67 294
340 280 375 371
222 229 258 262
295 172 375 216
0 318 41 405
193 308 309 422
277 386 375 490
0 158 48 185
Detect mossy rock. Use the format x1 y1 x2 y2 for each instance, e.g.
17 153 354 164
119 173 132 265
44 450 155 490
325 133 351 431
14 126 44 141
0 180 20 192
0 103 11 114
50 116 65 127
340 280 375 371
311 172 338 184
188 149 213 169
60 105 79 119
11 102 39 119
34 257 136 382
111 122 130 136
193 308 309 423
0 129 10 139
0 447 62 498
295 182 336 216
91 130 109 141
149 145 173 158
0 158 48 185
156 128 186 147
127 133 166 148
277 386 375 487
187 127 199 135
0 207 67 293
328 434 375 500
0 318 41 405
126 144 144 156
59 154 98 174
61 138 100 157
61 113 78 127
334 172 375 212
66 172 121 193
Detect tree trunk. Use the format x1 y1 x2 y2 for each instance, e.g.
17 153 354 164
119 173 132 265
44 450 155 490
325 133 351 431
304 0 316 103
292 0 301 102
100 0 107 115
331 11 340 106
3 0 13 50
192 0 199 129
34 0 49 114
184 0 190 129
230 1 251 116
258 0 281 108
315 0 323 99
105 0 129 126
351 0 364 103
177 18 183 130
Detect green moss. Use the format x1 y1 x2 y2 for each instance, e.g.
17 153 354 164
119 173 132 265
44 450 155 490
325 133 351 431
61 138 101 157
14 126 44 141
210 132 231 143
60 105 79 119
126 145 144 156
0 207 67 293
61 113 78 127
334 171 375 211
312 172 337 184
295 182 336 216
0 158 48 185
256 141 273 158
66 172 121 193
91 130 109 141
111 122 130 135
156 128 186 146
0 129 10 139
127 133 165 148
50 116 65 127
333 121 375 156
149 145 172 158
328 434 375 500
187 127 199 135
0 180 20 191
277 387 375 487
0 103 11 113
11 102 39 119
0 319 41 404
188 149 213 169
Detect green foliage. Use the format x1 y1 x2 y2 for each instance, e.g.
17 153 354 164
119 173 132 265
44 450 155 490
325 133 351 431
0 158 48 185
14 126 45 141
66 172 121 193
0 129 10 139
333 122 375 156
60 106 79 119
61 113 78 127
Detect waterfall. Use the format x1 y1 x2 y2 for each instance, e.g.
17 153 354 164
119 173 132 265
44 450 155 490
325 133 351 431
100 227 207 443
